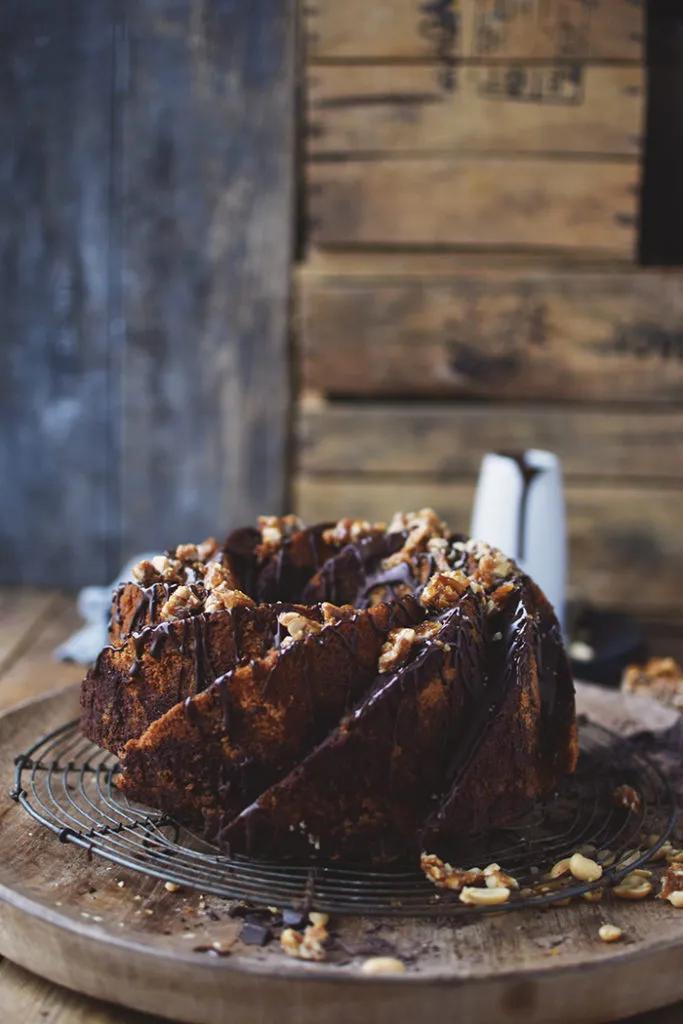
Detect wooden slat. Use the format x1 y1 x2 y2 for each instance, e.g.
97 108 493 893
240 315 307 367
640 617 683 666
307 64 644 157
295 477 683 614
0 3 119 587
299 265 683 402
120 0 294 557
307 156 638 255
298 403 683 482
305 0 644 62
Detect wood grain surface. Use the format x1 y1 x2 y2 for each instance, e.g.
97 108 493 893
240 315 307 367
304 0 644 62
307 155 639 256
298 262 683 402
297 402 683 481
306 64 644 157
0 0 295 588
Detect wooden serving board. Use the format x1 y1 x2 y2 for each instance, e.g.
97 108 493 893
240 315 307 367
1 683 682 1024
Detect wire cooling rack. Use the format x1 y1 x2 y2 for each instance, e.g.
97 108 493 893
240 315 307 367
10 717 676 917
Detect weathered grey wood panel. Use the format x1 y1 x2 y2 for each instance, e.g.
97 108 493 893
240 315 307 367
0 1 119 589
0 1 294 586
119 0 294 557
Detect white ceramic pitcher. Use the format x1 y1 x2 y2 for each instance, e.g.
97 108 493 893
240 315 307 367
470 449 567 631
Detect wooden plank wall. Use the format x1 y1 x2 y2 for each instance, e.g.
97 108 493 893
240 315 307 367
295 0 683 623
0 0 295 588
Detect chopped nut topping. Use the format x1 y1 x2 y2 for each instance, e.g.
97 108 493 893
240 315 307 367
383 508 449 567
280 922 328 961
487 581 516 613
151 555 186 583
420 853 484 891
322 518 380 546
599 924 623 943
476 550 514 587
569 853 603 883
461 539 515 589
666 891 683 908
197 536 220 562
160 586 202 621
378 627 417 673
613 784 642 813
258 514 304 553
131 559 159 586
320 602 356 624
278 611 323 642
205 584 256 614
414 621 442 642
460 885 510 906
175 543 199 562
388 507 447 537
204 561 238 591
420 570 469 611
360 957 406 976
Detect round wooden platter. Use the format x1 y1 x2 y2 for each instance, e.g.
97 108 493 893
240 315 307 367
0 683 682 1024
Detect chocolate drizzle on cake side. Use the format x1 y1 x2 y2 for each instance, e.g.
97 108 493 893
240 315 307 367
80 511 578 865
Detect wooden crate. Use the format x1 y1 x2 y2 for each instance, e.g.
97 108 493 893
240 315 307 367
294 257 683 618
303 0 645 258
298 257 683 403
305 0 644 61
294 2 682 625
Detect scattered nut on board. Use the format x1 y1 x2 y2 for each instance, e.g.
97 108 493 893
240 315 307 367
599 924 623 943
665 891 683 908
569 853 603 883
360 957 406 976
164 881 182 893
549 858 571 879
460 885 510 906
280 921 329 961
613 873 653 901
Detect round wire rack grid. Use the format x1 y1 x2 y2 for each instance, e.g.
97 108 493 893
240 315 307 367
10 717 676 917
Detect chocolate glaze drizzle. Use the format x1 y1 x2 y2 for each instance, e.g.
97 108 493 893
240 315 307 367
497 450 543 561
94 514 575 865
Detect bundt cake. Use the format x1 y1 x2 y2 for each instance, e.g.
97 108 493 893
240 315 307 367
80 509 578 865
